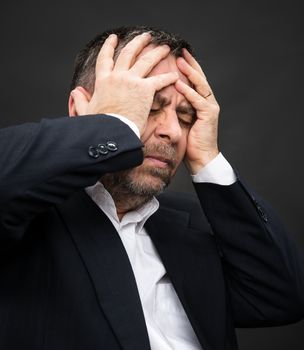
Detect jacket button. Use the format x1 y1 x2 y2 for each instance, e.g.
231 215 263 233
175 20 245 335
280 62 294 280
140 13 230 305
106 141 118 151
253 199 268 222
88 146 100 158
97 144 108 155
258 207 268 222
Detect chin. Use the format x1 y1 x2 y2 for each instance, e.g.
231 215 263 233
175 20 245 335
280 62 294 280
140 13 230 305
132 176 167 196
126 167 171 197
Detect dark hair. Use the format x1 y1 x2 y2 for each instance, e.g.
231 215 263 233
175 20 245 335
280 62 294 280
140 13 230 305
70 25 195 93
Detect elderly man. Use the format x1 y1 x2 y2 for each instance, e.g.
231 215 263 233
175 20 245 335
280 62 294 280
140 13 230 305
0 26 303 350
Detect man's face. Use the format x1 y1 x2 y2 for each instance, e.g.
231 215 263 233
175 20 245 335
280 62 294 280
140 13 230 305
119 46 195 196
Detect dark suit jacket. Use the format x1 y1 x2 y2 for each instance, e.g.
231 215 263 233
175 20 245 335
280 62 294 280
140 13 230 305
0 115 303 350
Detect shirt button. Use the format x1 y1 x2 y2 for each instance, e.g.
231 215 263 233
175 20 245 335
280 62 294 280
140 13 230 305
88 146 100 158
97 143 109 155
106 141 118 152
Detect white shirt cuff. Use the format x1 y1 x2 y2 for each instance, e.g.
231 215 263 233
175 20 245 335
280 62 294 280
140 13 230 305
107 113 140 138
191 153 237 185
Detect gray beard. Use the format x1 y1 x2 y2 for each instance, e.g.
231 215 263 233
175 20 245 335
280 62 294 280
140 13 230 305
101 165 169 213
101 143 177 212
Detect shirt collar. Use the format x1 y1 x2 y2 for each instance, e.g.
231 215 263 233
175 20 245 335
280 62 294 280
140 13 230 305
85 181 159 234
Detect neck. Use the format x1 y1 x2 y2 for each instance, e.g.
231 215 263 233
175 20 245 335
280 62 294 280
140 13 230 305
101 175 153 221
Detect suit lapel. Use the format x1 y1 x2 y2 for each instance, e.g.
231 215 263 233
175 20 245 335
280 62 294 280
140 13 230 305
58 190 227 350
58 191 151 350
145 205 227 350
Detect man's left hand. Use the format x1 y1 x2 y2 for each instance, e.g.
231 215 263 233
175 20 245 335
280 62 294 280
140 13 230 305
175 49 220 175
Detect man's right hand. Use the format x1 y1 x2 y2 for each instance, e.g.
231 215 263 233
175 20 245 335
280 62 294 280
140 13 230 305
71 33 178 135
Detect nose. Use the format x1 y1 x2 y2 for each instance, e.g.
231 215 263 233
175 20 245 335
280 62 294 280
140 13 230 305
154 110 183 144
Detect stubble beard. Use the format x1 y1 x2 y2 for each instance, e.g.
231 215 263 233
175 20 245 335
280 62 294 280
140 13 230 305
101 143 177 212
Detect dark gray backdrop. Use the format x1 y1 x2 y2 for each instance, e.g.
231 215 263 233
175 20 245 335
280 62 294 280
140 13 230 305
1 0 303 349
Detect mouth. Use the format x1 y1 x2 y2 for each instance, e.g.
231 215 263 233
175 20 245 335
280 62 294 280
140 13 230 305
144 155 173 169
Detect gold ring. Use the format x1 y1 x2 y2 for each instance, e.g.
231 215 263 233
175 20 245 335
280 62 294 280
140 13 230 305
203 91 213 98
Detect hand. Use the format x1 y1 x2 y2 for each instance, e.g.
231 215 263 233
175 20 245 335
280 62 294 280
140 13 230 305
175 49 220 174
71 33 179 135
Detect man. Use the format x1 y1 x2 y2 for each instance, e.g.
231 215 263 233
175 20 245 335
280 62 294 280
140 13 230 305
0 26 303 350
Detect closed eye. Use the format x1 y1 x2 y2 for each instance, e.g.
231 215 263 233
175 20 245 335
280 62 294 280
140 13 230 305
176 105 196 127
177 108 196 128
150 108 160 114
178 115 194 128
149 108 195 128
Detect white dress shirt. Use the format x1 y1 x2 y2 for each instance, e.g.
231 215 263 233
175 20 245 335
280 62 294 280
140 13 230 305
86 115 236 349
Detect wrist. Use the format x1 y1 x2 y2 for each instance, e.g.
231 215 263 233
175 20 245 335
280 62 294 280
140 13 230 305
186 150 219 175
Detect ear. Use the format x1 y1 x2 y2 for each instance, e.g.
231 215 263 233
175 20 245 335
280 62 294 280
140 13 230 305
68 87 92 117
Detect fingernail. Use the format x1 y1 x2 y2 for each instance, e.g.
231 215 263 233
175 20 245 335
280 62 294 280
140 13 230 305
141 32 151 38
108 34 116 39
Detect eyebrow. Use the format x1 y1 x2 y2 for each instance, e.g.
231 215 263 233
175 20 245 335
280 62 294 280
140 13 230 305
153 93 170 107
153 93 196 119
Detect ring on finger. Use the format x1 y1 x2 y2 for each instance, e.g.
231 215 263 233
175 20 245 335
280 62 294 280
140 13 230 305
203 91 213 98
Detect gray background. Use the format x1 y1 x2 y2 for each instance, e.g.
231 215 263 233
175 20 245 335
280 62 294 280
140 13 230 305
0 0 303 348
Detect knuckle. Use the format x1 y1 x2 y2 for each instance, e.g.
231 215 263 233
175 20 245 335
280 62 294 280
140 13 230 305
140 55 154 65
120 46 133 56
122 75 140 87
144 79 155 89
210 104 220 115
95 75 105 84
99 57 111 65
158 44 170 51
136 34 145 41
97 51 107 60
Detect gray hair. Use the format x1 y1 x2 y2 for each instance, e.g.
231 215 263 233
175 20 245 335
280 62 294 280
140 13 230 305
70 25 195 93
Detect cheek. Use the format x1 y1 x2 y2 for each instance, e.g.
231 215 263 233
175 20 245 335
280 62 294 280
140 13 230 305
140 118 157 144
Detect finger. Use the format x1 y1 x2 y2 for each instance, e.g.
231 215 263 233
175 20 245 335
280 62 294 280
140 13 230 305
130 45 171 77
71 88 89 115
114 32 152 71
147 71 179 91
95 34 118 75
175 80 208 114
182 48 205 76
177 57 216 102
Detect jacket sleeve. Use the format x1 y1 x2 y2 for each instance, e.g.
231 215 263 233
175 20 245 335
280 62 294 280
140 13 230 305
193 179 304 327
0 115 143 253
